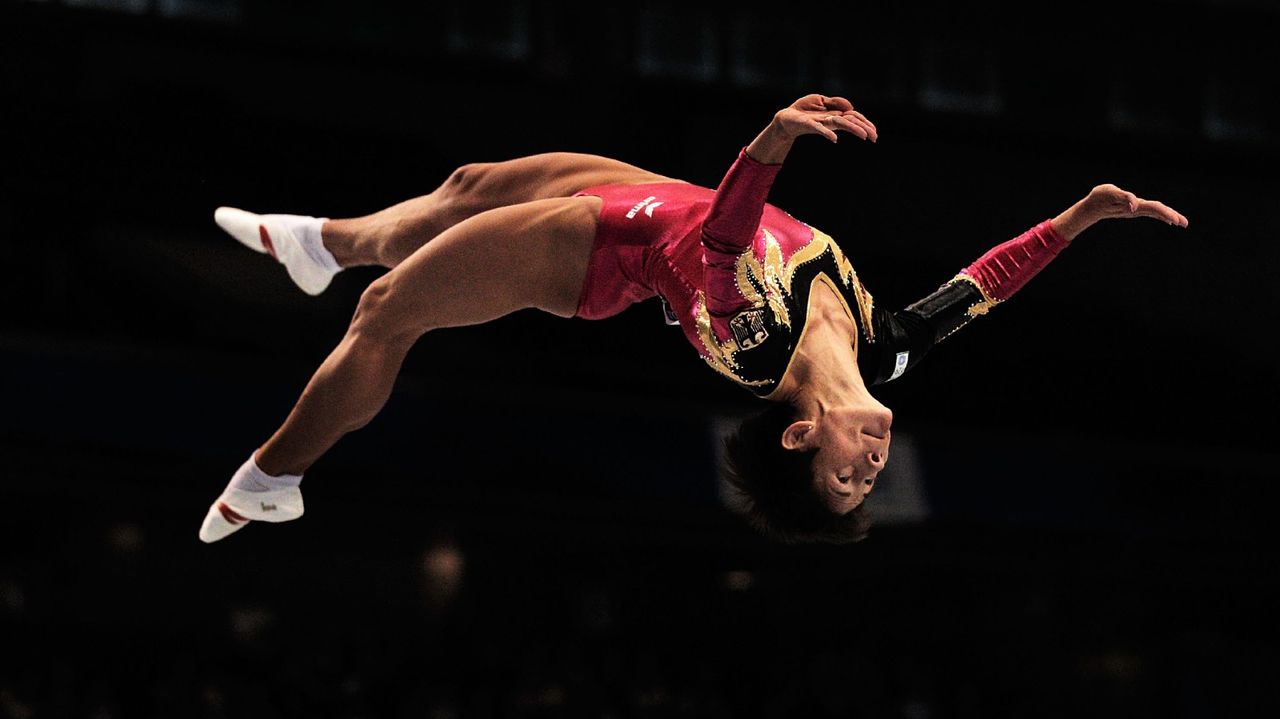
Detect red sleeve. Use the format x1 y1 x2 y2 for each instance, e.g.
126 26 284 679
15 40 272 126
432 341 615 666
701 148 783 321
959 220 1069 302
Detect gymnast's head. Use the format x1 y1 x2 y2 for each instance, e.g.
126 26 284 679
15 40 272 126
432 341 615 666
720 398 892 544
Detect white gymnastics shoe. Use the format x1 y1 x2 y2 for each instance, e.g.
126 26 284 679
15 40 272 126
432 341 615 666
214 207 339 295
198 485 305 543
198 454 305 543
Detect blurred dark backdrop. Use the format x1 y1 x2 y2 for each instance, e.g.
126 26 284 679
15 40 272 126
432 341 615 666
2 1 1279 717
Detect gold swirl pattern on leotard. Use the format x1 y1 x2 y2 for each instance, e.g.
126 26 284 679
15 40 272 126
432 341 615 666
950 273 1000 317
694 227 877 389
812 228 876 338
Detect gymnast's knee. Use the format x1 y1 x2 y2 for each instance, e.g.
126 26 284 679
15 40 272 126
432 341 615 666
424 161 496 222
441 162 494 200
347 276 421 348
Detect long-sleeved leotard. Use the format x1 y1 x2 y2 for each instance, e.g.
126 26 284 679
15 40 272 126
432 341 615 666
573 149 1069 397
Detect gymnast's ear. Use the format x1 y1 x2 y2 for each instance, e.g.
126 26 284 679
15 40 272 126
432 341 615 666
780 420 817 451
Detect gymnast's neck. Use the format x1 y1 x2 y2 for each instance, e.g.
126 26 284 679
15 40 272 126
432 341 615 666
773 281 870 416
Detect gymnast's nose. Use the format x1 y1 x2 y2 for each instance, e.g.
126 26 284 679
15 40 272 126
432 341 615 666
867 449 886 471
866 432 889 471
869 408 893 438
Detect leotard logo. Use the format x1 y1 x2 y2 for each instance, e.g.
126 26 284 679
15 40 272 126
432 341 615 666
625 196 664 219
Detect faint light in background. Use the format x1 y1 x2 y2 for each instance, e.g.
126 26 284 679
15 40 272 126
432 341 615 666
199 683 226 713
446 0 531 62
157 0 240 22
107 522 144 555
728 15 810 90
229 605 275 643
917 42 1004 116
1080 649 1145 681
430 705 461 719
0 688 34 719
723 570 755 592
423 544 465 582
902 699 933 719
823 39 913 109
47 0 241 21
1203 75 1270 143
61 0 149 13
1107 75 1187 137
634 6 719 83
421 543 465 609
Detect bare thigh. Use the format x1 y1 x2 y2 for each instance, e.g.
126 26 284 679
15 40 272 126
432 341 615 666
330 152 681 268
362 195 603 340
446 152 686 214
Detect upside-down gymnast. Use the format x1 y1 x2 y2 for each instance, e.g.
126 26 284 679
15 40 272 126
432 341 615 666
198 93 1188 544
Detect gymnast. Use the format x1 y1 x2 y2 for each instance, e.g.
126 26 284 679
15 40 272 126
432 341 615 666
198 93 1187 544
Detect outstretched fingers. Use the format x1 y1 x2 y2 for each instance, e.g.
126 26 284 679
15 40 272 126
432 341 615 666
789 94 879 143
806 116 841 142
1091 184 1189 227
1134 197 1189 227
839 111 878 142
816 112 878 142
1119 188 1188 226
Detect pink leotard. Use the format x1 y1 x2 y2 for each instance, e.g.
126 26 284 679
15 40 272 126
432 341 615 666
574 149 877 397
573 148 1068 396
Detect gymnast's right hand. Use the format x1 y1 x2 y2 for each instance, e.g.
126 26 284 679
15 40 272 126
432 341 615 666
773 94 878 144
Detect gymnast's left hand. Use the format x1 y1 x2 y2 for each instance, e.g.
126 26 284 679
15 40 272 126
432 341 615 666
1079 184 1189 227
1050 183 1189 241
773 94 878 143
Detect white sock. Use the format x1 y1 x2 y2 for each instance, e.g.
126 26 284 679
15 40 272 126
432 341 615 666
228 453 303 493
266 214 341 273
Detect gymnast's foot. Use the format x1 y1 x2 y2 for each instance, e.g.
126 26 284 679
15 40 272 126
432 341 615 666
198 454 305 543
214 207 341 295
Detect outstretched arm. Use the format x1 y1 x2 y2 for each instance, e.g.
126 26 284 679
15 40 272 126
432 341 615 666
703 94 877 323
704 94 877 252
956 183 1188 313
864 184 1188 384
743 94 878 164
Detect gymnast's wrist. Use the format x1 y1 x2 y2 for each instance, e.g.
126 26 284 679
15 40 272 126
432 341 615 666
745 118 794 165
1049 200 1095 243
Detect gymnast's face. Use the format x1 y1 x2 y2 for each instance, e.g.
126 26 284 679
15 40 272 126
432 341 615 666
782 404 893 514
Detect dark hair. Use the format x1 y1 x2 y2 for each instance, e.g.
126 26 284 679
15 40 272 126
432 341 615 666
720 402 872 545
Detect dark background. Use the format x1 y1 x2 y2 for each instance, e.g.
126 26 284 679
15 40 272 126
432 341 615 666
3 1 1279 717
